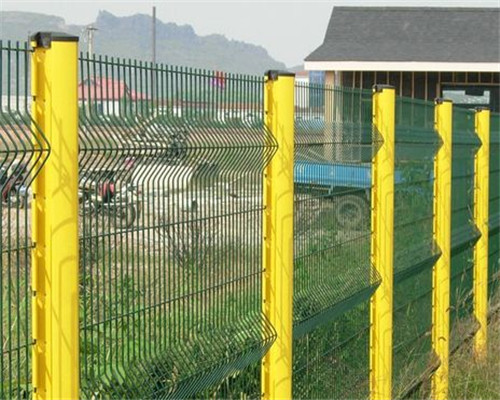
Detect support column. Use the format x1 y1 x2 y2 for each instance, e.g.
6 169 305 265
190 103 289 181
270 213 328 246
369 85 395 400
31 32 80 400
431 98 453 400
261 70 295 400
473 107 490 362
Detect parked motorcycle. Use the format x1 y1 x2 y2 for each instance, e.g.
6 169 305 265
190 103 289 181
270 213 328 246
79 180 141 229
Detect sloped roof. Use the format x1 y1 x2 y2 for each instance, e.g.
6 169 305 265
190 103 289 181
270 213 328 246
305 7 500 71
78 77 147 101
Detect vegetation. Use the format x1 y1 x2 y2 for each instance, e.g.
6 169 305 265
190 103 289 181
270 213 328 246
447 307 500 400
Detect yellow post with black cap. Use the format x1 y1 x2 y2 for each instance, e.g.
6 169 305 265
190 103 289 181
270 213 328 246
473 107 490 362
262 70 295 400
431 98 453 400
31 32 80 399
370 85 395 400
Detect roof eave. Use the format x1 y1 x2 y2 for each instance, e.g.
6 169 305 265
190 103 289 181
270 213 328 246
304 61 500 72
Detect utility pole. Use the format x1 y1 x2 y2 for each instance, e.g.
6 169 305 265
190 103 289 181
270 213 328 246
152 6 157 67
152 6 157 111
84 25 98 117
86 25 98 56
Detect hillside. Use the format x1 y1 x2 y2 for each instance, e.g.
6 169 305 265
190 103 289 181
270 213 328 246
0 10 286 75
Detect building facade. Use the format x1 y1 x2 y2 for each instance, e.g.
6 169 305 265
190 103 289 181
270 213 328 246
305 7 500 111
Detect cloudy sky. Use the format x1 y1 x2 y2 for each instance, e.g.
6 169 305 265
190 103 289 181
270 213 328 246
1 0 499 66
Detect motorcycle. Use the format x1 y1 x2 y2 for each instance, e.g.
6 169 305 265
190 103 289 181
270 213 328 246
79 179 141 229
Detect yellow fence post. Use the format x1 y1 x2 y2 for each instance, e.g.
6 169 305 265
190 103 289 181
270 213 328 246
370 85 395 400
431 98 453 400
31 32 80 399
473 107 490 362
262 70 295 400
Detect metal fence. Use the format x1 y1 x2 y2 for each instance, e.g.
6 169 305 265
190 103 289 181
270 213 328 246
392 97 439 398
449 107 481 352
77 54 277 399
292 84 374 399
1 34 499 400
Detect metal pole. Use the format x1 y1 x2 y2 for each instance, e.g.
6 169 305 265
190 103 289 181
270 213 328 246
88 26 92 55
85 25 97 118
261 70 295 400
473 107 490 362
31 31 80 400
152 6 156 107
87 25 97 56
431 98 453 400
324 71 334 162
369 84 395 400
152 6 156 67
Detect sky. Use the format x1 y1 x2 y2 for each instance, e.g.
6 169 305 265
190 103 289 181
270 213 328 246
1 0 499 67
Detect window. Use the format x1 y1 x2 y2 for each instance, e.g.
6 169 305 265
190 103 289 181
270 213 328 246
441 84 500 113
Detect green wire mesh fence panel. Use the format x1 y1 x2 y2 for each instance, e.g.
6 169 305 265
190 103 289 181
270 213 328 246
450 107 480 352
292 84 376 399
392 97 440 398
489 113 500 301
0 41 49 399
78 55 277 399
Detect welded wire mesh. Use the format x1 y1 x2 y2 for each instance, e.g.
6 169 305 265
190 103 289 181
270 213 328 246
0 41 495 398
293 303 370 400
489 113 500 301
0 41 49 399
449 107 481 351
78 54 276 398
392 97 440 398
292 83 376 399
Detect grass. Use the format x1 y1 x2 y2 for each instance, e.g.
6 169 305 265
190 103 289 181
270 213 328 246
447 305 500 400
2 166 497 399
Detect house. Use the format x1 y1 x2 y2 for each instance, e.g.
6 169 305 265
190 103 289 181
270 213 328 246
295 70 310 85
305 7 500 111
78 77 146 116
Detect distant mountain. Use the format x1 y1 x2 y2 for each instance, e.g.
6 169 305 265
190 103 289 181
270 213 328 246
0 10 286 75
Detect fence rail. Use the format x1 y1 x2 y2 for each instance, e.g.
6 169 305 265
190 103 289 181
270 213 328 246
0 33 499 399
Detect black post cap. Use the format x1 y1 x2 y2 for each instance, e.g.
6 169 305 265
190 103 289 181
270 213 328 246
31 32 79 49
435 97 453 105
372 84 395 93
266 70 295 81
